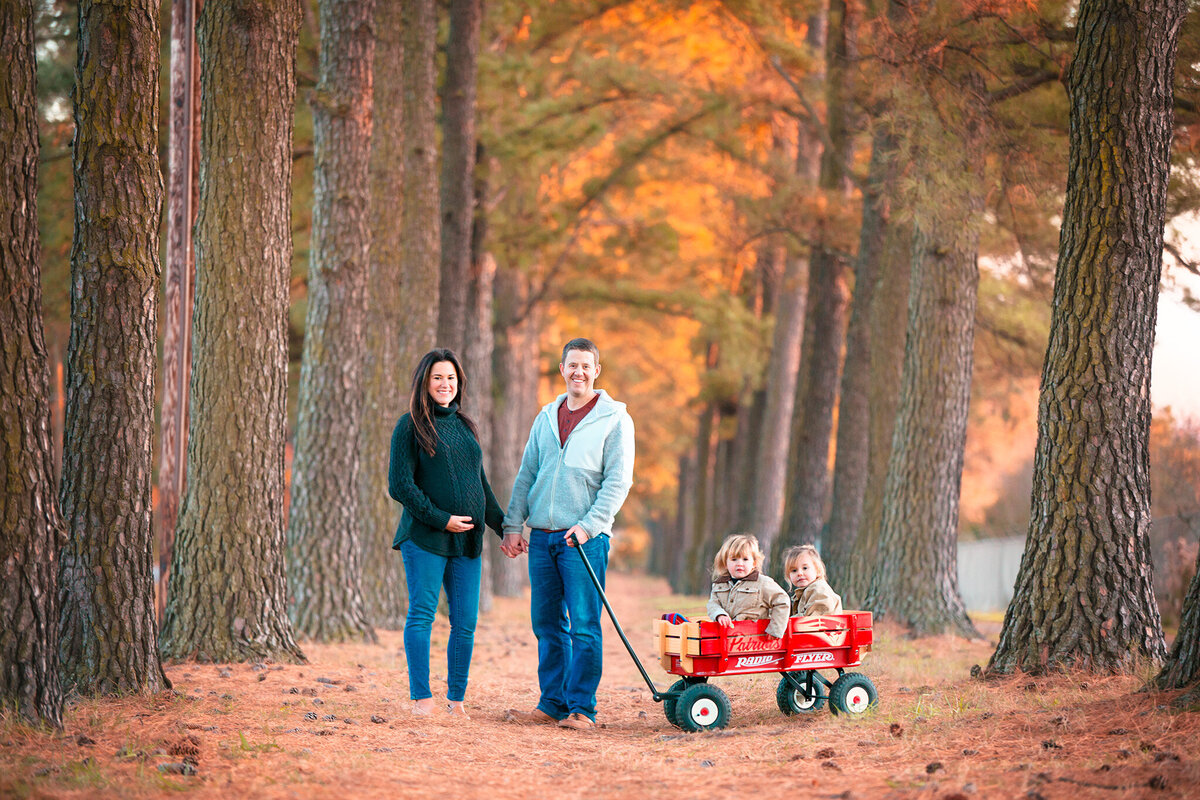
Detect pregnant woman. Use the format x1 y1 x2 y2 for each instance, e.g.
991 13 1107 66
389 348 504 717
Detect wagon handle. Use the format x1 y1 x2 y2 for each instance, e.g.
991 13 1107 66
571 534 665 701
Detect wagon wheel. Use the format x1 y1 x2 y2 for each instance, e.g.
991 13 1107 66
676 683 731 732
662 679 687 727
829 672 878 716
776 672 825 715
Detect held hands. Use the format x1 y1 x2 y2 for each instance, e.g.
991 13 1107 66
564 525 590 547
445 515 474 533
500 533 528 559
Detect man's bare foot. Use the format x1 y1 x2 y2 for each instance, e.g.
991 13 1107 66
446 701 470 719
411 698 435 715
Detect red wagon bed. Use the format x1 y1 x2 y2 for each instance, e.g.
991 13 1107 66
650 612 878 730
653 612 873 676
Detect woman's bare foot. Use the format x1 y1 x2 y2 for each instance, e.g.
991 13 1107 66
445 701 470 719
411 698 435 715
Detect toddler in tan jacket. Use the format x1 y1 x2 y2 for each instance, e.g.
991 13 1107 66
705 534 790 639
783 544 843 617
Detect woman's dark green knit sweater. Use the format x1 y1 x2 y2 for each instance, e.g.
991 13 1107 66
388 403 504 558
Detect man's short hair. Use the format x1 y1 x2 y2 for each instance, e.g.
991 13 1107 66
561 337 600 365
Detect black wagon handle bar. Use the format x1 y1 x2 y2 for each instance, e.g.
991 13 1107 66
571 534 664 701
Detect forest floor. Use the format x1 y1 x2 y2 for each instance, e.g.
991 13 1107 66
2 571 1199 800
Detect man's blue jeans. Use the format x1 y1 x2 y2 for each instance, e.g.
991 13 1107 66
528 529 609 722
399 539 481 702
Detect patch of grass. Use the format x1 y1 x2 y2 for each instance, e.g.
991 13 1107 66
3 779 35 799
137 762 197 794
238 730 282 754
59 756 107 790
0 707 61 742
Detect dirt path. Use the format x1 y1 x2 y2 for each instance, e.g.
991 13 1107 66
2 571 1198 799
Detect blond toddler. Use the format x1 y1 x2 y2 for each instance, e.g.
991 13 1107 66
705 534 789 639
783 544 843 617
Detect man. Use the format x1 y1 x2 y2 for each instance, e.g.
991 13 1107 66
500 338 635 731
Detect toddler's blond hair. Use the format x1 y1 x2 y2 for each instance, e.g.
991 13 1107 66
782 544 827 581
711 533 765 581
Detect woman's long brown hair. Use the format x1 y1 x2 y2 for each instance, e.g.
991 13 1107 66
409 348 478 457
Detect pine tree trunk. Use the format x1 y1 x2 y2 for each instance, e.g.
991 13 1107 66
160 0 306 664
825 127 896 602
57 0 169 695
731 239 780 529
466 252 496 613
490 266 535 597
358 0 407 630
989 0 1185 673
713 434 737 536
682 398 718 595
158 0 200 618
750 254 806 559
400 0 440 365
730 387 767 530
437 0 481 354
782 248 849 550
0 0 66 726
782 0 854 552
287 0 377 644
1159 548 1200 690
670 453 696 591
841 221 909 606
838 0 912 607
866 208 980 637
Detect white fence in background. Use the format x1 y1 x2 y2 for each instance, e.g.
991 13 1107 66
957 536 1025 612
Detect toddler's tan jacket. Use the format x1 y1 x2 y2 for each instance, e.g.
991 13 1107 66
790 577 843 617
706 572 790 638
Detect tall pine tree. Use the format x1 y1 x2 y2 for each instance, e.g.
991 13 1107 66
0 0 66 727
57 0 170 695
989 0 1186 673
160 0 306 663
287 0 377 643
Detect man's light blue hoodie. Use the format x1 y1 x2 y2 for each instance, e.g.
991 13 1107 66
503 389 635 538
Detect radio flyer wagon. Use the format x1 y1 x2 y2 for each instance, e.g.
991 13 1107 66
572 538 877 732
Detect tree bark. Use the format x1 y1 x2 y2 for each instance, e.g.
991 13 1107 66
1159 547 1200 690
465 143 497 611
781 0 854 554
669 453 697 591
57 0 170 695
865 209 981 638
158 0 200 619
160 0 306 664
681 396 718 595
782 251 848 551
467 251 496 613
400 0 440 365
989 0 1185 673
358 0 407 630
825 127 896 603
0 0 66 727
287 0 377 644
730 386 766 530
841 221 909 606
750 253 806 558
490 265 536 597
437 0 481 354
731 239 782 530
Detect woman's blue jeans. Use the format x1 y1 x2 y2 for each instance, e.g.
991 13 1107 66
399 539 481 702
528 529 609 721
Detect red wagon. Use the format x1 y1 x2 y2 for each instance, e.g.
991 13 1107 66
570 536 878 732
652 613 877 731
